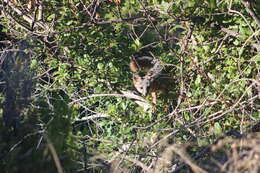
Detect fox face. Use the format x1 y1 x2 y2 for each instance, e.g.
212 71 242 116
132 74 149 96
133 74 169 104
130 56 169 105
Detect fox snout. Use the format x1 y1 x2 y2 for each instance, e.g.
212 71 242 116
132 74 148 96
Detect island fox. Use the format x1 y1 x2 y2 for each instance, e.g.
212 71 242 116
130 56 168 104
129 56 154 72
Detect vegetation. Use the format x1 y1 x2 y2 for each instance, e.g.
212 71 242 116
0 0 259 172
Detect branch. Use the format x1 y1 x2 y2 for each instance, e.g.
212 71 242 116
69 92 148 106
75 113 110 121
241 0 260 28
3 0 47 29
220 27 260 51
54 17 166 34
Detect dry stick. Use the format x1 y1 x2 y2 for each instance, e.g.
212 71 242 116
137 0 168 45
79 0 89 14
191 93 256 131
221 27 260 51
90 0 100 21
54 17 165 34
140 35 179 50
239 29 260 58
3 0 46 29
241 0 260 29
123 157 152 173
72 101 110 121
84 135 114 144
33 67 56 79
130 23 151 50
4 1 161 36
46 136 64 173
117 132 140 173
69 93 148 106
151 82 257 149
200 83 255 124
75 113 110 121
170 145 208 173
0 131 40 160
189 78 259 131
171 130 243 173
228 9 259 43
133 101 218 130
37 0 43 21
2 11 33 32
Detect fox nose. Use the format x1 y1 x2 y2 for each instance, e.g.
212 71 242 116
140 87 148 96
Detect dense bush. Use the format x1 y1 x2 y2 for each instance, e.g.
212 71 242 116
0 0 259 172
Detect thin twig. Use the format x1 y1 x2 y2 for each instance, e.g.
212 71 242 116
46 136 64 173
241 0 260 28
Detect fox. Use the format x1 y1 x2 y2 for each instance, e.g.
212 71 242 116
129 56 154 73
130 56 168 104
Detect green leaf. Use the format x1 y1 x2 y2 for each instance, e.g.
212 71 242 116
30 59 38 69
209 0 216 8
134 39 142 48
47 14 55 21
195 75 202 86
213 122 222 135
97 63 105 70
197 138 209 146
